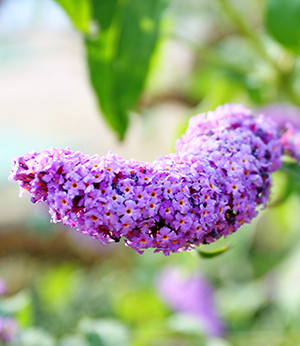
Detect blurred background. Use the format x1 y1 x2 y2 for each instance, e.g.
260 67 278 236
1 0 300 345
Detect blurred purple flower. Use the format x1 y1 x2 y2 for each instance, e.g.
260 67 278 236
0 316 18 343
259 103 300 162
157 267 225 337
0 279 7 296
259 103 300 130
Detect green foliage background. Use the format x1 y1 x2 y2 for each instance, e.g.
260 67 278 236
57 0 300 140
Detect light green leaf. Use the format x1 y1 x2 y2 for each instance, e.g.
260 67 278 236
85 0 166 140
37 263 79 309
58 335 88 346
0 291 30 315
264 0 300 53
16 328 56 346
114 289 167 324
167 313 205 336
280 162 300 184
197 245 231 259
79 318 130 346
54 0 92 34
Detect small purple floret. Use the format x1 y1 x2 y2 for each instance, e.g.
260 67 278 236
8 104 285 255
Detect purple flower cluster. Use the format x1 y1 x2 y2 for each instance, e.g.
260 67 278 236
157 267 224 337
0 317 17 344
9 104 284 255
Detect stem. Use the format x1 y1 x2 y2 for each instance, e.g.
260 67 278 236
216 0 300 106
278 56 300 106
216 0 276 67
173 33 248 75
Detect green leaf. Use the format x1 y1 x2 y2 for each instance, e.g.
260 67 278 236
37 263 79 310
269 162 300 207
17 328 56 346
54 0 92 34
114 289 167 324
59 335 88 346
264 0 300 53
280 162 300 197
0 291 30 315
85 0 166 140
168 313 205 336
90 0 118 31
197 245 231 259
281 162 300 183
79 318 130 346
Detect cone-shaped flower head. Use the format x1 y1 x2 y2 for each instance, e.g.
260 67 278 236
9 104 285 255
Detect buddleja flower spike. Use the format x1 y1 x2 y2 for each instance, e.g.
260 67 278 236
9 104 298 255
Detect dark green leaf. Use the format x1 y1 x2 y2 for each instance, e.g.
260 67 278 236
91 0 118 31
264 0 300 53
269 162 300 206
280 162 300 183
280 162 300 194
197 245 231 259
86 0 166 140
54 0 91 34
